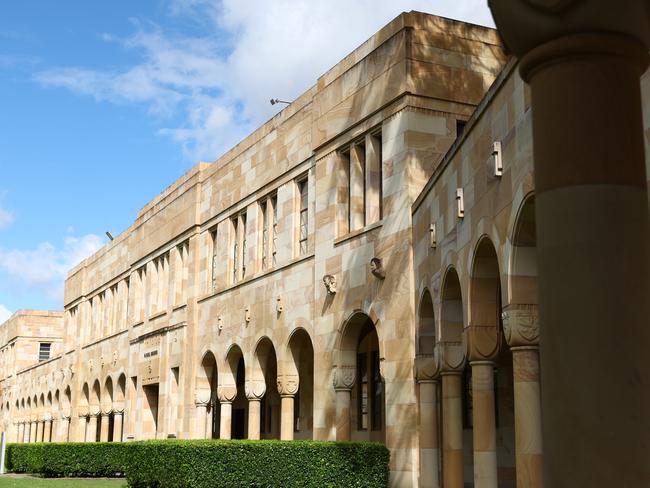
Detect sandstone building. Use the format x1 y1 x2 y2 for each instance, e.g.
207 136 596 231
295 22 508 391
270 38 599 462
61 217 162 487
0 9 648 488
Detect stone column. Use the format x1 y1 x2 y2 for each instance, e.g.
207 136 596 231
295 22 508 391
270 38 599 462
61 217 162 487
502 305 542 488
86 414 98 442
60 416 71 442
113 411 124 442
245 380 266 441
17 423 24 443
36 419 43 442
76 415 87 442
333 366 355 441
415 354 441 488
217 386 236 440
26 422 33 443
436 342 466 488
247 397 261 440
100 413 110 442
489 3 650 486
277 375 299 441
194 401 208 439
43 417 53 443
464 324 501 488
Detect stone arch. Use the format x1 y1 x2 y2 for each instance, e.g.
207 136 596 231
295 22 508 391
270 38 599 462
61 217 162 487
223 344 246 439
115 374 126 409
337 311 385 442
285 327 315 439
102 376 114 413
508 193 537 306
252 336 280 439
440 266 464 342
197 350 219 439
90 380 101 414
417 288 436 355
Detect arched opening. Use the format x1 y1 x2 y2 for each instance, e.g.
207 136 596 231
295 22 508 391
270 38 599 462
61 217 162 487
80 383 90 442
252 337 280 440
114 374 126 442
198 351 219 439
440 267 468 485
340 312 385 443
225 345 246 439
511 195 537 305
418 289 436 355
286 328 314 439
103 377 114 442
91 380 101 442
468 237 515 487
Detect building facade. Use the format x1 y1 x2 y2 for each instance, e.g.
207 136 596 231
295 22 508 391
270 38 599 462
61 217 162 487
1 9 648 488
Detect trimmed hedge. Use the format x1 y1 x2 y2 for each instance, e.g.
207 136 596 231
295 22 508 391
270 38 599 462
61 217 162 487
6 442 129 477
6 440 390 488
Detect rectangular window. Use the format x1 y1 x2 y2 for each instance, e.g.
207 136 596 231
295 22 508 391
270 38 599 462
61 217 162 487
38 342 51 362
261 200 269 270
357 352 368 430
456 119 466 139
298 178 308 256
271 195 278 267
370 350 382 431
232 217 239 283
241 213 247 278
210 230 218 290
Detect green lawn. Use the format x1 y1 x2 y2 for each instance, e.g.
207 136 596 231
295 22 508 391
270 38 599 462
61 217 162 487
0 475 126 487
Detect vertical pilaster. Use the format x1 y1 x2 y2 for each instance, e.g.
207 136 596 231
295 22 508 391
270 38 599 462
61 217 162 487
333 366 355 441
113 412 124 442
100 413 110 442
247 398 261 440
194 402 207 439
86 414 98 442
43 418 52 443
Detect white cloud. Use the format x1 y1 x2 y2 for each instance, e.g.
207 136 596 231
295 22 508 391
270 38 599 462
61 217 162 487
0 234 104 302
36 0 495 162
0 304 11 324
0 206 13 229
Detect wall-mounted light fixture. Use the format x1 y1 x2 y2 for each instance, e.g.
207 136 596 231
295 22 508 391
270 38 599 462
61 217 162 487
270 98 290 106
456 188 465 219
429 223 437 249
492 141 503 177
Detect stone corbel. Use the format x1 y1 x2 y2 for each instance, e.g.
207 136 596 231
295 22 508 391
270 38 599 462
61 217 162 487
332 365 356 391
435 341 466 373
501 303 539 348
463 323 502 362
276 374 299 397
414 353 440 383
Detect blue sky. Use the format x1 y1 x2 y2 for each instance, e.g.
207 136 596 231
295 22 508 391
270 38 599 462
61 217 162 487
0 0 494 320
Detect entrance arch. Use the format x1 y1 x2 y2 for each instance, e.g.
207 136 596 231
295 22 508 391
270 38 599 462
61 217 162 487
252 337 279 440
197 351 218 439
284 328 314 440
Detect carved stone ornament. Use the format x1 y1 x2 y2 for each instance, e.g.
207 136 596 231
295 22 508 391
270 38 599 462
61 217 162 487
332 365 356 390
434 341 466 373
217 385 237 403
502 304 540 348
244 379 266 400
463 324 501 362
194 390 211 406
415 354 440 382
323 274 337 294
370 258 386 280
276 374 299 396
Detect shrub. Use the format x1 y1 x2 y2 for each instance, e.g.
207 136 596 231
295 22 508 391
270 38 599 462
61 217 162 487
6 440 390 488
6 442 129 477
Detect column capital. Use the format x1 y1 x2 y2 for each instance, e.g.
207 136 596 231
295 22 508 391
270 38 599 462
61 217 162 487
217 385 237 403
276 374 299 397
414 353 440 383
489 0 650 63
435 341 466 374
194 390 211 406
463 324 501 362
332 365 355 391
245 380 266 401
502 304 540 348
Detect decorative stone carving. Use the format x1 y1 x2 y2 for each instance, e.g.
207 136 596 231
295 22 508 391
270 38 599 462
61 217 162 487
276 374 299 397
370 258 385 280
502 304 540 348
244 380 266 400
463 324 501 362
217 385 237 403
244 306 251 324
323 274 337 294
415 354 440 382
276 296 284 313
332 365 356 390
194 390 211 406
434 341 466 373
